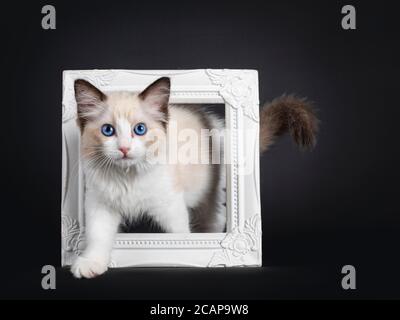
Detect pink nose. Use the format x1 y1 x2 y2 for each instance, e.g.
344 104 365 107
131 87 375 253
119 147 130 157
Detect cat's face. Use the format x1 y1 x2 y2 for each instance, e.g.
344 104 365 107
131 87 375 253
75 77 170 169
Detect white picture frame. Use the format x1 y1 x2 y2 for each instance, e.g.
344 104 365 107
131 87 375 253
61 69 262 268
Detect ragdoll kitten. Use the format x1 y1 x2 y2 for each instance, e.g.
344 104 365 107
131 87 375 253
71 77 318 278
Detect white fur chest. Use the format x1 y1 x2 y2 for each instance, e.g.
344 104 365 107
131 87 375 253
85 165 175 218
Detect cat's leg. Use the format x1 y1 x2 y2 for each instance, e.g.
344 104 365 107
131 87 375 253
151 194 191 233
71 198 121 279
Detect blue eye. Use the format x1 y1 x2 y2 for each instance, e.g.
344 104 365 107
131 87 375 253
101 124 115 137
133 123 147 136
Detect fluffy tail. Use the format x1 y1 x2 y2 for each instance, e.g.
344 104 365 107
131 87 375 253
260 95 319 153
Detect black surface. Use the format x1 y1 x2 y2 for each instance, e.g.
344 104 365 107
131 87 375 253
1 0 399 299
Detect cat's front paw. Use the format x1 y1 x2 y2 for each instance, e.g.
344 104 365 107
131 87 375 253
71 256 108 279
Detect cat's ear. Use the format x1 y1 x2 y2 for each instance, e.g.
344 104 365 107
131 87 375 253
74 79 107 130
139 77 170 117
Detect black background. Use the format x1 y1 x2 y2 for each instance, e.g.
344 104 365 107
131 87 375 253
0 0 399 299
